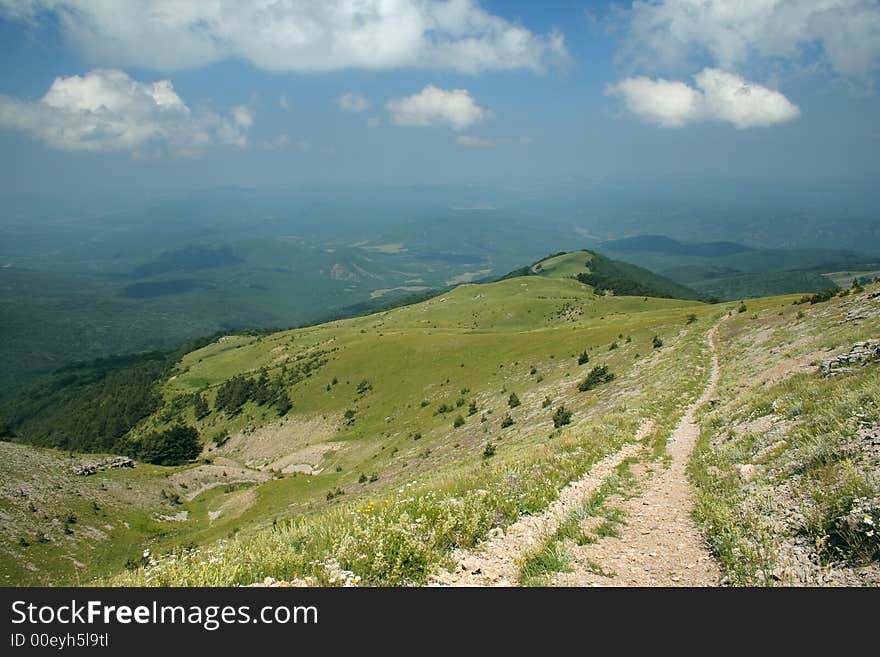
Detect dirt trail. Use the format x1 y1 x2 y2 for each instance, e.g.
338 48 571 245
430 426 654 587
552 321 724 587
433 319 725 587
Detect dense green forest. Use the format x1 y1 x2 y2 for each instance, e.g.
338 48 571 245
574 252 702 300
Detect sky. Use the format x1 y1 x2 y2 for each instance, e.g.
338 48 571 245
0 0 878 195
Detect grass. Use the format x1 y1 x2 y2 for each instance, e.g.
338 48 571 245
518 457 640 586
4 260 726 586
689 283 880 585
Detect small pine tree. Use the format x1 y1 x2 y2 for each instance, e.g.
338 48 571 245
552 405 572 428
501 414 514 429
275 389 292 416
137 425 201 466
578 365 615 392
508 392 521 408
577 350 590 365
253 371 271 405
192 393 210 420
652 335 663 349
467 400 478 416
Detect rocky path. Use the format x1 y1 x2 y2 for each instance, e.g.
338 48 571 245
433 320 725 587
552 321 724 587
430 427 653 586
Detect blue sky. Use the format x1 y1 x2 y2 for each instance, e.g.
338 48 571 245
0 0 878 194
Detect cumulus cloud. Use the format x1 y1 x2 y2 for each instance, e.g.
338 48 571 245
606 68 800 129
336 92 370 114
387 86 488 130
0 68 251 154
622 0 880 77
455 135 531 147
0 0 568 74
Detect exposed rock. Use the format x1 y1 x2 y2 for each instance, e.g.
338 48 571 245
735 463 757 482
820 339 880 377
72 456 134 476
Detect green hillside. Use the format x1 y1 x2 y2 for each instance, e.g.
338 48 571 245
519 250 701 300
1 262 706 584
2 258 877 588
600 235 879 301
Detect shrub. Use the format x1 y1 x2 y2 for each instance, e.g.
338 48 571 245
686 313 697 324
501 415 514 429
578 365 614 392
794 289 837 305
508 393 521 409
552 406 573 428
542 396 552 409
737 302 747 313
483 442 497 458
652 335 664 349
577 350 590 365
136 425 201 466
467 400 478 416
609 342 618 351
453 415 465 428
275 389 292 416
192 393 210 420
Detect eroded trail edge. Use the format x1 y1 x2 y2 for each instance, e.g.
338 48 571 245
430 431 651 586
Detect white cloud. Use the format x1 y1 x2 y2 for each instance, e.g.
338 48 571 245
455 135 531 147
387 85 488 130
0 68 251 154
606 68 800 129
0 0 568 74
623 0 880 77
366 117 381 129
337 92 370 114
261 133 309 152
231 105 253 129
279 94 292 112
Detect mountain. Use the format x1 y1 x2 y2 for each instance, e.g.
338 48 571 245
600 234 880 301
504 249 703 301
600 235 753 258
1 254 877 588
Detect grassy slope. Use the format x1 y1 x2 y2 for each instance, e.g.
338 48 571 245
2 267 715 585
7 261 873 586
689 284 880 585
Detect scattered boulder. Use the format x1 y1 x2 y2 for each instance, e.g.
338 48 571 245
735 463 757 482
820 340 880 377
72 456 134 476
